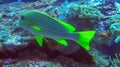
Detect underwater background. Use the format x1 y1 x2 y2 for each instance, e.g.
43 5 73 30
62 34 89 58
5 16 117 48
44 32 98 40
1 0 120 67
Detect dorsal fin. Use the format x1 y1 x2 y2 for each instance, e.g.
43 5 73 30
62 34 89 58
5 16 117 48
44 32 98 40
56 20 76 32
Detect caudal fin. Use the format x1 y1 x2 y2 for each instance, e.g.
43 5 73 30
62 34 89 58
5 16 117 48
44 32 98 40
76 31 96 51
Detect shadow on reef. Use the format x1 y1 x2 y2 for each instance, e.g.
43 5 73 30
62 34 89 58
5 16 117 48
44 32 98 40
96 43 120 57
66 48 94 65
0 39 95 65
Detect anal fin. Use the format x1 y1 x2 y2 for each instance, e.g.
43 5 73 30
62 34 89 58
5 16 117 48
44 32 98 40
34 35 44 46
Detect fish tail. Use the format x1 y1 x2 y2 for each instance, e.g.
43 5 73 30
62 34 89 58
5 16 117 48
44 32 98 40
75 31 96 51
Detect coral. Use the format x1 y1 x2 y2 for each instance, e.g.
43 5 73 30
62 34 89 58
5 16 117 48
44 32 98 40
66 2 104 22
109 53 120 67
58 2 104 31
89 48 109 67
110 22 120 44
98 4 116 15
39 0 57 4
115 2 120 13
110 22 120 36
110 13 120 22
114 35 120 43
109 2 120 22
3 60 62 67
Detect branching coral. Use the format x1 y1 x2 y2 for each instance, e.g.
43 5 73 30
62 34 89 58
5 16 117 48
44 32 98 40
109 53 120 67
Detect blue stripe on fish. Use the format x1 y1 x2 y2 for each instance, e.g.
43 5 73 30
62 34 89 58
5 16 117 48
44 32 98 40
40 21 50 28
32 13 46 24
44 22 67 34
33 18 43 24
24 16 36 23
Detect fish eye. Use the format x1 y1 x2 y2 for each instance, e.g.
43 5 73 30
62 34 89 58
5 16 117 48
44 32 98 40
21 16 25 20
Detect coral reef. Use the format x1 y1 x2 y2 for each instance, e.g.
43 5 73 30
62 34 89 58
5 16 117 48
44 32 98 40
58 2 104 31
67 3 104 21
1 0 120 67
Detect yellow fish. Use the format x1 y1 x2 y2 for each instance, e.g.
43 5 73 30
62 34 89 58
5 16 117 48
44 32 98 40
19 10 96 51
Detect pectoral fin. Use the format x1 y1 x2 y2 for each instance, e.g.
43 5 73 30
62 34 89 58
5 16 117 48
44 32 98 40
31 26 41 31
56 39 68 46
34 35 44 46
